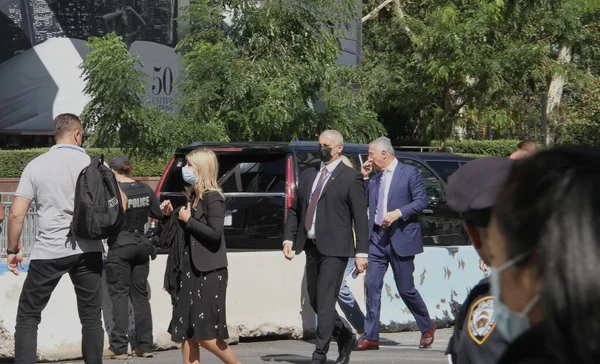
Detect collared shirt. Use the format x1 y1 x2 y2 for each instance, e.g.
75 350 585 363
283 157 367 258
374 158 402 223
306 158 343 239
15 144 103 260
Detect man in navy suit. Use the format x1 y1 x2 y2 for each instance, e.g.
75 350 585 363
356 137 436 351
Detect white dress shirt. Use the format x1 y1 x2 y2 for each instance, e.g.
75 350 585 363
374 158 402 224
306 158 342 238
284 157 367 258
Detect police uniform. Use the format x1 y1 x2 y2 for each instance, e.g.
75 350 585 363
105 158 163 356
444 157 513 364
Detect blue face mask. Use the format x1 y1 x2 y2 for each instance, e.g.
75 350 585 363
182 166 198 184
490 251 540 342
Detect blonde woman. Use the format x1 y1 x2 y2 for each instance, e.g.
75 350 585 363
160 150 240 364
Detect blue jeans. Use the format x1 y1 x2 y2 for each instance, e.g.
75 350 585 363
314 258 365 331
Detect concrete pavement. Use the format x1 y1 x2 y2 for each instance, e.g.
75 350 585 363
53 329 452 364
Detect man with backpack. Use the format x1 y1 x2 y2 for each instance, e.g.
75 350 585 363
6 113 126 364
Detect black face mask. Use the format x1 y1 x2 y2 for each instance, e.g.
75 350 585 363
319 146 333 163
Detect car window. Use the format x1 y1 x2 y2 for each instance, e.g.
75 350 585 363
160 153 287 194
399 158 445 200
295 151 360 175
423 161 461 183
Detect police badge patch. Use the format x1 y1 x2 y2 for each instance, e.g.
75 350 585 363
467 295 496 345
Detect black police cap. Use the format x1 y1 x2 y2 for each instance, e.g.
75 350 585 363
446 157 514 213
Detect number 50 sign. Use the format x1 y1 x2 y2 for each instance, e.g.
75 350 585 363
152 66 174 95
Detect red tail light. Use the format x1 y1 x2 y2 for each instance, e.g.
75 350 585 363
150 158 175 225
285 154 295 219
155 158 175 198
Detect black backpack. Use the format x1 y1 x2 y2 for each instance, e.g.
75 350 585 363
68 155 124 247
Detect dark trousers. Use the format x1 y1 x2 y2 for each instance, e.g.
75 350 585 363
364 232 432 341
305 240 352 361
15 252 104 364
105 242 154 354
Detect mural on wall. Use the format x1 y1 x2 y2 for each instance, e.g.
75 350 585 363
0 0 180 133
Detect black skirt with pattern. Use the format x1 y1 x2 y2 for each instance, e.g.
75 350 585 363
168 244 229 343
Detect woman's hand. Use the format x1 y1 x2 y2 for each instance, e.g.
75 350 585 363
160 200 173 216
178 202 192 224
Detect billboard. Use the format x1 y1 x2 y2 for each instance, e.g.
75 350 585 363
0 0 362 135
0 0 180 133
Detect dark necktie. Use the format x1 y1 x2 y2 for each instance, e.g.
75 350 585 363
304 167 328 232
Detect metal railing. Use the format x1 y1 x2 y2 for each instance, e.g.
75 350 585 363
1 192 38 258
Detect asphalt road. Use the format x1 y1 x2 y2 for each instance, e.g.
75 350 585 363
53 329 452 364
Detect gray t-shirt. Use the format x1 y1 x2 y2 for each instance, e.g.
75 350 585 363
15 144 103 260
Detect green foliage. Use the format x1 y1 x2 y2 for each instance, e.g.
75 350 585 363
361 0 600 144
432 139 523 156
176 0 385 142
0 148 168 178
79 33 229 158
556 122 600 146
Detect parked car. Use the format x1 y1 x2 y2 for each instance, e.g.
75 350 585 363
399 151 474 183
151 141 469 251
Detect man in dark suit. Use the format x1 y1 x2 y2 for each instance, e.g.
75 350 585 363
356 137 436 351
283 130 369 364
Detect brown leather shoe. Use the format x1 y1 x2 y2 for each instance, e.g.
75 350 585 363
419 322 436 349
354 337 379 351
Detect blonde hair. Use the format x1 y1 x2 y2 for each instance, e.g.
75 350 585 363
340 155 355 169
185 149 223 204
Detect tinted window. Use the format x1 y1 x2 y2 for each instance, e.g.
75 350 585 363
295 151 360 175
424 161 461 182
400 159 445 200
160 153 287 194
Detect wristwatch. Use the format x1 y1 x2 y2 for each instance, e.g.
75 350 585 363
7 248 20 255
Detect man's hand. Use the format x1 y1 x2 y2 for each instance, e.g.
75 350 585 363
178 203 192 223
361 160 373 179
355 257 368 273
382 210 401 228
282 241 294 261
479 259 489 273
7 242 24 276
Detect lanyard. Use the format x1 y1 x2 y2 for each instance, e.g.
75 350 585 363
56 146 85 153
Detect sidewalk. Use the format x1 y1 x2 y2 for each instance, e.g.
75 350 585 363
55 329 453 364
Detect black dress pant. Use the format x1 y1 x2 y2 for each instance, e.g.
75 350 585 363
305 240 352 361
15 252 104 364
105 242 154 354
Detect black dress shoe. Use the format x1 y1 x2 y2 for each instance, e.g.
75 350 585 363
311 359 326 364
334 333 357 364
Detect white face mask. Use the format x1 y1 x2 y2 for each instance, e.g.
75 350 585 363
490 251 540 342
182 166 198 184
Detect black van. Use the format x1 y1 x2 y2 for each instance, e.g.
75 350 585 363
152 141 469 250
410 152 474 183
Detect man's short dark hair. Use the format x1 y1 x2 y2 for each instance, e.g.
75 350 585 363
53 113 82 139
517 139 539 153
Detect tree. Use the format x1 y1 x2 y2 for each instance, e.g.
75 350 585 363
80 33 228 158
176 0 385 142
360 0 600 145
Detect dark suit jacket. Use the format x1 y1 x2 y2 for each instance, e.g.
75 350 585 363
284 161 369 257
366 162 427 257
185 191 228 272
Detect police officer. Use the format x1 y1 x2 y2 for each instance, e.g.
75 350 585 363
104 156 163 360
444 157 513 364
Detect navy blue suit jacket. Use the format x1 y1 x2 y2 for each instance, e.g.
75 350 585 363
366 162 427 257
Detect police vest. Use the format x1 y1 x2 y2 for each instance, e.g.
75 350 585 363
120 181 153 232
